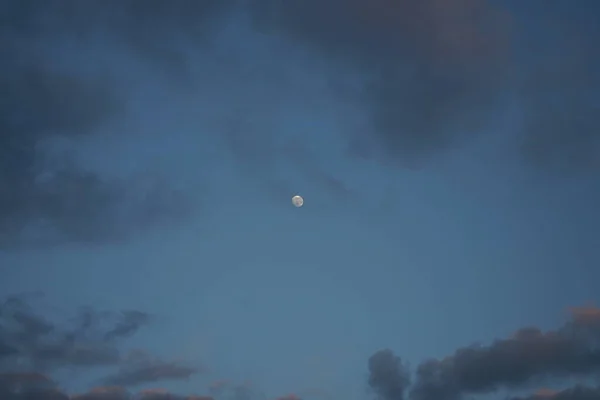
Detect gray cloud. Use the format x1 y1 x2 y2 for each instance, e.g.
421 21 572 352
0 49 124 247
0 295 205 398
101 350 198 387
515 1 600 174
362 308 600 400
0 295 149 371
0 377 213 400
5 295 600 400
71 387 130 400
103 311 151 342
368 349 411 400
245 0 599 171
4 1 597 250
408 307 600 400
1 1 203 249
0 371 67 399
510 386 600 400
248 0 510 162
0 295 291 400
208 380 267 400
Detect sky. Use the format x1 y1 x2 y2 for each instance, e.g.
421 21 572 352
1 1 599 399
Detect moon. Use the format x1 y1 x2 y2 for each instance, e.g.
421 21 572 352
292 195 304 207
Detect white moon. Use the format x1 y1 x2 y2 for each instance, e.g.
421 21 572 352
292 195 304 207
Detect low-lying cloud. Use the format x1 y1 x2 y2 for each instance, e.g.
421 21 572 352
102 350 198 387
2 294 600 399
370 306 600 400
0 294 202 399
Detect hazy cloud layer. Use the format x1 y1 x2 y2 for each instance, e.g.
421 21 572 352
3 1 598 248
1 1 205 249
246 0 599 170
4 0 600 392
248 0 511 162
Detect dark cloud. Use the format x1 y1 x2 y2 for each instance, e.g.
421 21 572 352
64 307 150 344
321 309 600 400
0 380 214 400
71 386 130 400
0 342 18 358
368 349 411 400
208 380 267 400
137 388 213 400
246 0 510 162
245 0 599 171
30 341 121 370
516 2 600 174
1 1 203 249
1 28 123 247
3 1 231 76
510 386 600 400
6 294 600 400
0 295 208 399
0 295 148 371
1 296 54 338
0 372 56 392
4 0 596 251
407 307 600 400
101 350 198 387
0 372 68 399
71 386 214 400
104 311 151 342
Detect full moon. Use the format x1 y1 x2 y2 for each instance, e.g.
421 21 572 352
292 195 304 207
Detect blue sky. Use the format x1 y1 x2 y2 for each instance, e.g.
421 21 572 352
1 1 599 400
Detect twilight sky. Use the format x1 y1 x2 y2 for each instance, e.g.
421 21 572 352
1 1 599 399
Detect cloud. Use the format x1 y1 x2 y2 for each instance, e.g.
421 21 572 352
71 386 130 400
0 295 207 398
246 0 510 162
0 50 123 247
0 379 215 400
103 311 151 342
4 294 600 400
0 294 305 400
208 380 267 400
510 386 600 400
363 307 600 400
4 1 596 251
244 0 599 172
368 349 411 400
136 388 213 400
101 350 198 387
1 2 200 249
0 372 56 392
0 295 147 371
406 307 600 400
516 1 600 173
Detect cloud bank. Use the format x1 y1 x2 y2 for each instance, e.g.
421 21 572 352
369 308 600 400
3 0 598 248
1 294 600 399
246 0 599 170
